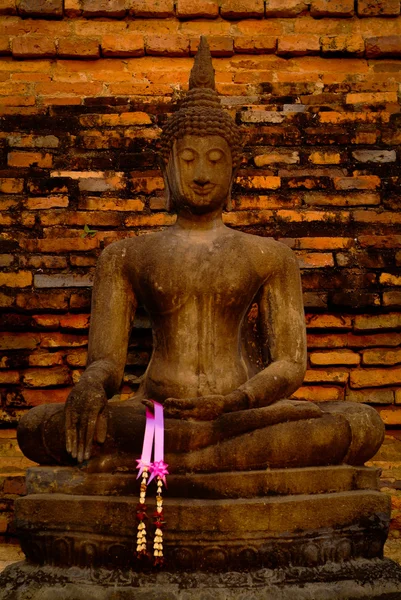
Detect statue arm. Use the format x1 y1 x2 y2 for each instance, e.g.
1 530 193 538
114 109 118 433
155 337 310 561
65 241 137 462
235 244 307 408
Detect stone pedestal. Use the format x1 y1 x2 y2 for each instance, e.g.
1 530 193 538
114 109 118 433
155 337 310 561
1 465 401 599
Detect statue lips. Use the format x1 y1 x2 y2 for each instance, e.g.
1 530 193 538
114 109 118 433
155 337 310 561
190 184 216 196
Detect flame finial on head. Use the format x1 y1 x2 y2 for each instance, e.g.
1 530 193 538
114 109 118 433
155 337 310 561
189 36 215 91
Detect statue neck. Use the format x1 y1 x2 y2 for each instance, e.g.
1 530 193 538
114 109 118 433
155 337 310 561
174 207 225 233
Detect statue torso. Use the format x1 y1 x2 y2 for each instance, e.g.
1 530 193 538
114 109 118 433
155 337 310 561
124 226 283 401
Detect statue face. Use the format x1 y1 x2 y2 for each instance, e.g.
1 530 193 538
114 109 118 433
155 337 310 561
171 135 232 214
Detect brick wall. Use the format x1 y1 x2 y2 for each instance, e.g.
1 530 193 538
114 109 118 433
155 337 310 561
1 0 401 539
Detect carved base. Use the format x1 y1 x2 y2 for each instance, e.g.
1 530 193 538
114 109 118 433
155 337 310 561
2 558 401 599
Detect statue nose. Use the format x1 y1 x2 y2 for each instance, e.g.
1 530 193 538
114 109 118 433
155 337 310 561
193 177 210 187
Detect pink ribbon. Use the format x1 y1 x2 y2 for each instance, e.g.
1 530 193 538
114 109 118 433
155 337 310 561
136 401 169 486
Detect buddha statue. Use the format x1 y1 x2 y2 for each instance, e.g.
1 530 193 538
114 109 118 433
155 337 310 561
3 37 401 600
17 38 383 473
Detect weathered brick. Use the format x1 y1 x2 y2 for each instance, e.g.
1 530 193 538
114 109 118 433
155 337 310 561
0 0 17 15
0 333 39 351
310 0 354 16
220 0 264 18
358 0 400 16
59 314 90 329
309 151 341 165
381 273 401 286
234 36 277 54
8 151 52 168
378 407 401 425
145 34 189 57
334 176 380 191
70 255 96 267
353 149 396 163
64 0 81 17
346 388 394 404
0 35 10 55
304 369 349 384
101 34 144 58
384 292 401 307
34 274 94 289
0 371 20 385
7 134 59 148
363 348 401 366
310 350 361 366
240 110 285 124
40 333 87 348
12 36 56 59
0 178 23 193
17 0 62 17
125 214 176 227
66 349 88 367
265 0 308 16
366 35 401 58
22 367 71 388
296 251 334 268
129 0 174 17
28 352 64 367
57 37 100 60
22 388 71 406
277 35 320 56
176 0 219 18
354 314 401 331
81 0 126 17
351 367 401 388
321 34 364 56
308 332 401 349
25 196 68 209
79 197 144 212
0 255 14 267
0 271 32 288
303 192 379 206
306 314 353 329
359 236 401 248
236 175 281 190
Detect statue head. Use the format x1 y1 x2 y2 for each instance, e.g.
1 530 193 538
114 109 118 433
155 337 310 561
160 37 242 213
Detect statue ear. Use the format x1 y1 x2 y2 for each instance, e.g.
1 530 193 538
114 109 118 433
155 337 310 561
225 166 238 212
161 164 172 212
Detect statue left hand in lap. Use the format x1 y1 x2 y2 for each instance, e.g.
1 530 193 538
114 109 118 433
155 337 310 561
17 38 384 474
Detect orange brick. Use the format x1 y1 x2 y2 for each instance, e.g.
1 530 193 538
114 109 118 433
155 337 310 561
125 213 176 227
57 37 100 59
295 237 353 250
310 0 354 16
79 197 144 211
8 151 52 168
377 406 401 426
40 333 88 348
351 367 401 388
310 350 360 366
80 113 151 127
59 314 90 329
64 0 81 17
334 176 381 191
0 371 20 384
66 349 88 367
309 151 341 165
101 34 144 58
346 92 398 104
359 236 401 248
21 236 99 254
358 0 400 16
131 174 164 194
145 34 189 57
383 292 401 307
265 0 308 16
18 0 63 17
220 0 264 18
70 255 97 267
23 367 71 388
236 175 281 190
380 273 401 286
234 36 277 54
0 178 23 193
0 271 32 287
306 314 353 329
129 0 174 17
0 35 10 55
35 82 103 96
277 35 320 56
23 388 71 406
176 0 219 18
28 352 64 367
292 386 344 402
304 369 349 384
25 196 68 209
12 36 56 59
81 0 126 17
0 96 35 107
296 252 334 268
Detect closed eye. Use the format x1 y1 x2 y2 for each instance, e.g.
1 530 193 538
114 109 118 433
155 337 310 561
180 149 196 162
208 149 224 163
